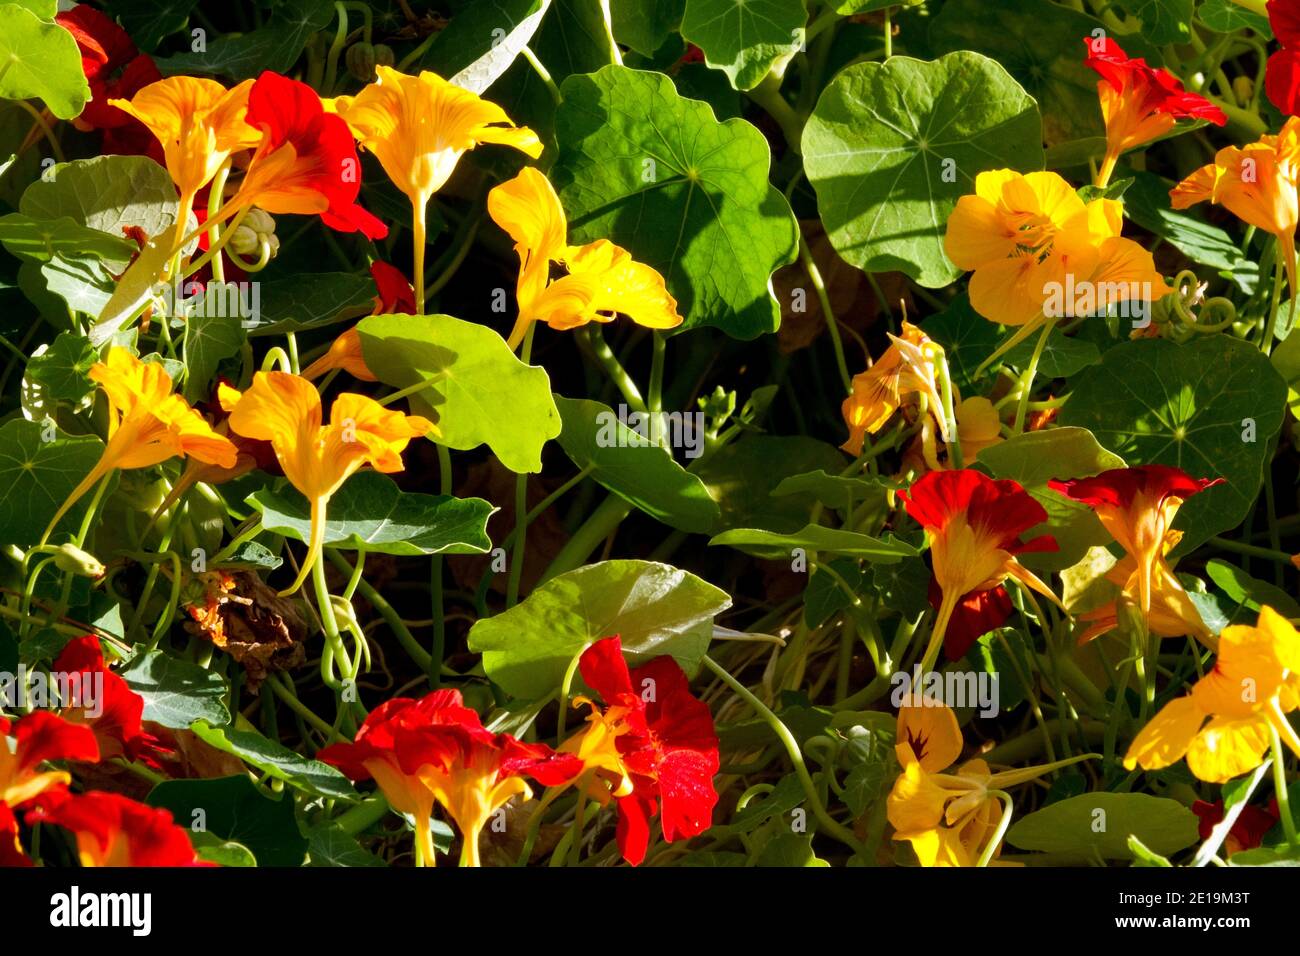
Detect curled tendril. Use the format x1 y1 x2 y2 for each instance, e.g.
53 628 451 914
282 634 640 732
225 234 274 272
1168 269 1238 333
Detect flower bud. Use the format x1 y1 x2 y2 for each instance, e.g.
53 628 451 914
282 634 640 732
52 543 106 579
373 44 395 68
347 42 377 81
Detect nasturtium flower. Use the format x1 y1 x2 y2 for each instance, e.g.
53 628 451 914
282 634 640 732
900 470 1059 671
1083 37 1226 188
955 396 1003 460
320 690 581 866
369 260 417 315
1 712 99 815
231 71 387 240
888 695 1079 866
223 371 433 594
1266 0 1300 116
41 347 238 546
1192 798 1278 856
1125 606 1300 783
557 636 720 866
841 320 945 456
53 636 166 768
487 166 683 349
944 169 1170 336
111 76 259 243
1049 466 1220 625
1171 117 1300 299
57 4 162 133
28 791 203 867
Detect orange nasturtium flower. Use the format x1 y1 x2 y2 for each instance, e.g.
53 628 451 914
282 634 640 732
899 469 1060 673
1082 37 1227 188
222 372 433 594
888 696 1092 866
1125 606 1300 783
1171 116 1300 308
320 690 582 866
110 76 259 247
840 320 946 457
41 347 238 546
944 169 1170 355
487 166 683 350
330 66 542 305
1049 466 1221 636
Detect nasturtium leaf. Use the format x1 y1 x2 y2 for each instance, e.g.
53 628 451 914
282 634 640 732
24 332 97 404
467 559 730 698
246 271 375 336
182 304 244 402
248 472 494 557
307 825 388 867
358 313 561 473
147 775 307 867
709 524 917 562
978 426 1126 572
120 650 231 728
0 213 137 265
107 0 201 52
190 721 359 802
803 52 1044 287
754 833 830 867
804 558 864 628
871 554 932 618
1204 559 1300 618
155 0 333 79
20 156 182 252
11 0 56 17
1060 336 1286 554
553 395 720 534
679 0 805 91
552 65 798 339
191 835 257 867
40 255 118 316
693 435 848 532
1197 0 1271 35
0 419 105 549
0 4 90 119
921 294 1002 393
1006 792 1200 860
1003 327 1101 380
1121 171 1259 293
770 470 897 515
928 0 1120 144
1272 330 1300 416
1115 0 1194 44
611 0 685 56
419 0 549 92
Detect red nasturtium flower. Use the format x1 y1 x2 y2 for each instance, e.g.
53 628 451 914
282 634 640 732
28 791 204 867
558 637 720 866
1083 36 1226 187
1192 799 1278 856
1267 0 1300 116
900 470 1059 671
232 71 388 240
320 689 581 866
56 5 162 133
1 712 100 866
52 636 167 768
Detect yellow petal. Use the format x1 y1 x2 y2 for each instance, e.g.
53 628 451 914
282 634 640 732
1185 714 1271 783
1124 695 1205 771
896 697 963 773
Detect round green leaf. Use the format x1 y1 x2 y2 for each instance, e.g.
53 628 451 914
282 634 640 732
146 775 306 867
467 559 730 698
1006 792 1200 860
0 419 106 549
0 4 90 119
358 313 561 473
553 65 798 339
803 52 1043 287
120 649 231 729
1060 336 1286 554
709 524 917 562
190 721 359 802
1114 0 1194 44
680 0 805 90
20 156 183 249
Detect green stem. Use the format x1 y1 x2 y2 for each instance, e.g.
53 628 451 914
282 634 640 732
1013 316 1057 434
538 494 632 585
520 45 561 105
431 443 453 682
798 233 851 394
579 326 646 413
1271 722 1300 846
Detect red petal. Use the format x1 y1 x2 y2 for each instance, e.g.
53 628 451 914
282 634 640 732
579 636 635 702
14 711 100 770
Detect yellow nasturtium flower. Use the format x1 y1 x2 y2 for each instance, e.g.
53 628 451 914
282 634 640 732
111 76 260 248
1125 606 1300 783
41 348 238 545
840 320 945 457
1171 117 1300 303
330 66 542 306
944 169 1170 356
487 166 683 349
223 372 434 595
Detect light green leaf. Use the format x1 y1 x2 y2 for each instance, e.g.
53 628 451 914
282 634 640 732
611 0 685 55
1204 559 1300 618
709 524 916 561
1197 0 1271 34
0 419 105 549
190 721 359 801
0 4 90 119
0 213 136 265
248 471 494 557
553 395 720 534
1006 792 1200 860
771 470 895 514
24 331 97 404
155 0 333 79
467 559 730 698
1115 0 1194 43
182 303 245 402
679 0 805 90
89 233 173 346
121 650 231 729
803 52 1043 287
1270 323 1300 416
40 256 118 316
358 313 561 473
1059 336 1286 554
553 65 798 339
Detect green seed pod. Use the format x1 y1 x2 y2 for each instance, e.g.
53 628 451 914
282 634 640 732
347 41 377 81
53 543 106 579
373 44 395 69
